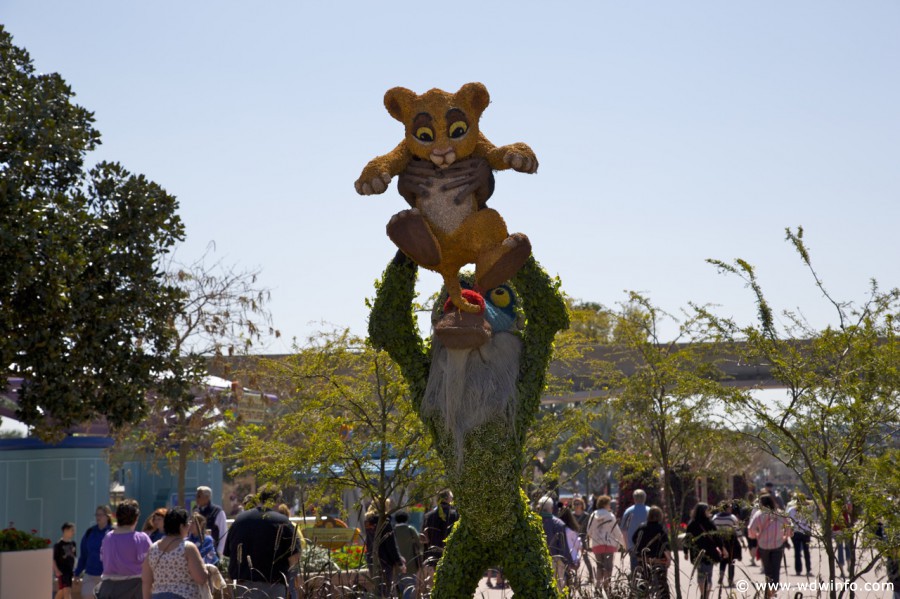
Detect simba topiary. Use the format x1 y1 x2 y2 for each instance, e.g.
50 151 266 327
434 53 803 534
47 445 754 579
356 82 535 314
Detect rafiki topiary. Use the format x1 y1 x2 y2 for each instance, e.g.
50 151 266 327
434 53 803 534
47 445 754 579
369 158 569 597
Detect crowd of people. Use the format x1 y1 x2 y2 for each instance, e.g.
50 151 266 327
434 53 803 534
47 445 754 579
48 482 898 599
52 484 300 599
54 499 221 599
357 483 899 598
56 484 455 599
526 484 899 599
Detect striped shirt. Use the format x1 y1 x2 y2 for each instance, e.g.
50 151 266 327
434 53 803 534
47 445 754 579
748 511 792 550
711 513 740 539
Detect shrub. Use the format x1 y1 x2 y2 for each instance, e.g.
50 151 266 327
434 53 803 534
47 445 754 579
0 524 51 552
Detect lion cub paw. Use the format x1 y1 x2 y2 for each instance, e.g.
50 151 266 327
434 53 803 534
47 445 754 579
503 151 537 174
355 172 393 195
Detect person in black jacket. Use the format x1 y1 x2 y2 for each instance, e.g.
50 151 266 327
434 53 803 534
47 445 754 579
422 490 459 565
632 506 671 599
685 503 724 599
225 484 301 599
364 501 406 598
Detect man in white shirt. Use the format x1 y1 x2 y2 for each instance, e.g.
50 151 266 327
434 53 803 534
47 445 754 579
786 493 812 576
194 486 228 557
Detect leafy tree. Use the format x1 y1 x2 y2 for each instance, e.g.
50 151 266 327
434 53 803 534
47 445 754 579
115 255 277 505
0 25 184 437
704 227 900 599
563 299 617 344
523 399 612 502
606 293 743 599
216 329 445 522
524 299 623 498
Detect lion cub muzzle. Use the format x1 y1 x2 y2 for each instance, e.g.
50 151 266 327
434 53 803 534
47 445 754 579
430 146 457 168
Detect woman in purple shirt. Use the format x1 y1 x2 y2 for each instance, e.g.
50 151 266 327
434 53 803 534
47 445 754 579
95 499 152 599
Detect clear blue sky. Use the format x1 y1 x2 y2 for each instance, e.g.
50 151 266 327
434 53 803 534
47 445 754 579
4 1 899 350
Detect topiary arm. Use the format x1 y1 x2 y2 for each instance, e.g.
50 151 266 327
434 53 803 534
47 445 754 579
368 251 430 410
474 132 538 174
512 255 569 435
355 142 412 195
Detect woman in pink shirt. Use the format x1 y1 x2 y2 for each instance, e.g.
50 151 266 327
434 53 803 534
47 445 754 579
96 499 152 599
748 494 792 598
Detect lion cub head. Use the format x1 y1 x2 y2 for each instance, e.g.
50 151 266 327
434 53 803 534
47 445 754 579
384 82 490 168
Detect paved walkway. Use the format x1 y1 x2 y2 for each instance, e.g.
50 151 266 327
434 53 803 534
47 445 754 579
466 540 897 598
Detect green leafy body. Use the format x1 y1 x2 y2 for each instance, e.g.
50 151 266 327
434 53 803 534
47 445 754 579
369 253 569 598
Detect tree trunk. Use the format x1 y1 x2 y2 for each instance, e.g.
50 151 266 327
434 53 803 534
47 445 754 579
177 446 188 507
822 500 838 599
664 465 683 599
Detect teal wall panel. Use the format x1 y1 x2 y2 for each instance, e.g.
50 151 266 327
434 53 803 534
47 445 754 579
0 439 223 543
119 458 222 514
0 440 112 542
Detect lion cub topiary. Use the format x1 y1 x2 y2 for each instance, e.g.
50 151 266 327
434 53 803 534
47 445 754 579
355 82 536 313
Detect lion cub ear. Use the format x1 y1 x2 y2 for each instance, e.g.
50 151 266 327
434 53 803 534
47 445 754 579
456 82 490 116
384 87 416 122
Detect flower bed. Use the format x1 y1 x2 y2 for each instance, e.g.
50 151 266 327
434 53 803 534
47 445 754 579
0 524 51 552
331 545 365 570
0 525 54 598
0 526 53 599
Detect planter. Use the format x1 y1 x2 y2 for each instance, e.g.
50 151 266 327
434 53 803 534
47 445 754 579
0 547 53 598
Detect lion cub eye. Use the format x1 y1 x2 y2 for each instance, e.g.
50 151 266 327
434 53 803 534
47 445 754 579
449 121 468 139
416 127 434 142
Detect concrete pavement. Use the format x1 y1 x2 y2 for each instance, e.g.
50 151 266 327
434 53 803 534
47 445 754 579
465 539 897 598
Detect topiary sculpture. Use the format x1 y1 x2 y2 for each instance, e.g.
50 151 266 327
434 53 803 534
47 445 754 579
369 155 568 597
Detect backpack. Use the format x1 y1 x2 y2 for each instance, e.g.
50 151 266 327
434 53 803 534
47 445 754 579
587 511 621 547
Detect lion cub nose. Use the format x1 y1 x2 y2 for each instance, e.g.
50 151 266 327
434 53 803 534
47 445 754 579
430 146 457 167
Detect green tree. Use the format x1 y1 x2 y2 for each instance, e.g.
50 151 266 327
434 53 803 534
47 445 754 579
608 293 740 599
115 255 277 506
705 227 900 599
0 26 184 436
563 299 617 344
216 329 444 522
526 299 620 499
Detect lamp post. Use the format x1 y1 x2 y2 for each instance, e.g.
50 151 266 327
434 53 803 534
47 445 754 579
577 443 595 500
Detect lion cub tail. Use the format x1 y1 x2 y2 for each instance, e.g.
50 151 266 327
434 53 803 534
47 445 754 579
445 276 483 314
